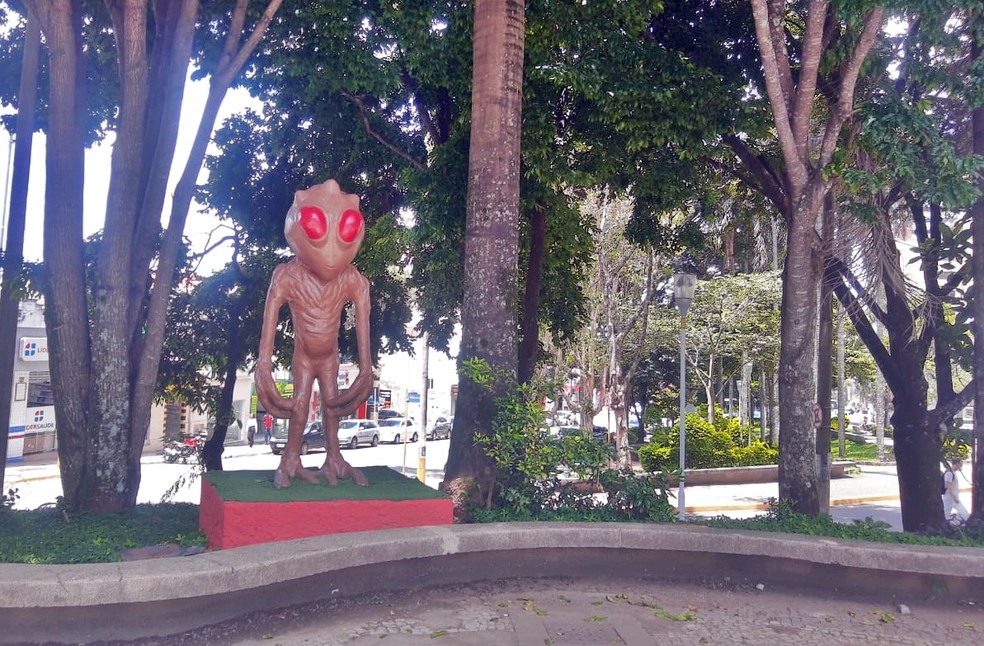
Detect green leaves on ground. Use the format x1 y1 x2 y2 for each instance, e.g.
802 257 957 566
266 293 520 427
0 503 205 564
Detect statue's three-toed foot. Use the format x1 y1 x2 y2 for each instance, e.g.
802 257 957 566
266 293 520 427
273 451 368 489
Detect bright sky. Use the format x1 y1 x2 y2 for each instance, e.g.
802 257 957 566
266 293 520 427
0 79 252 266
0 67 461 393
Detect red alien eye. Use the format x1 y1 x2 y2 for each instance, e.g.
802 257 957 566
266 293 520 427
299 205 327 239
338 209 363 243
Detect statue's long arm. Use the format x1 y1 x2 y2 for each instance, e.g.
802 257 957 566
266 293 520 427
322 271 372 415
256 266 299 418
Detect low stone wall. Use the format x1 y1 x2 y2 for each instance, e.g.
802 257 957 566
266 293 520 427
682 460 854 486
2 522 980 644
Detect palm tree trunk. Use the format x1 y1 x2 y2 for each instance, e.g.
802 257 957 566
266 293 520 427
441 0 526 517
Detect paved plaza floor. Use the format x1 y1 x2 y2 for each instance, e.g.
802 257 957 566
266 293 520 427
4 448 978 646
111 576 983 645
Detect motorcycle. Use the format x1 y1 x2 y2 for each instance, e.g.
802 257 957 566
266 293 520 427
162 436 202 464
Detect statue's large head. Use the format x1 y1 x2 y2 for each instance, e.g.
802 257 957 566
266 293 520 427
285 179 364 281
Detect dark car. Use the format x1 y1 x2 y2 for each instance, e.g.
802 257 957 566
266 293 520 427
592 425 613 444
555 425 613 445
427 416 452 440
270 421 327 456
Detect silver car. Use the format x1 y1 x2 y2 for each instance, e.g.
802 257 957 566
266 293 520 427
337 419 380 449
427 416 452 440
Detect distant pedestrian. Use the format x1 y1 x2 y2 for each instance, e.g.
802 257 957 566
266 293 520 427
942 457 968 523
263 413 273 445
247 423 256 448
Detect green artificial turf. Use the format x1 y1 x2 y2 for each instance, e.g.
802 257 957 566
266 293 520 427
204 466 448 502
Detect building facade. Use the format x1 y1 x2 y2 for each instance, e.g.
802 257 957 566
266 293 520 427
5 301 257 463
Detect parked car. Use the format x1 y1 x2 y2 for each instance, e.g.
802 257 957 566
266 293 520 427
338 419 380 449
378 408 404 420
554 425 581 438
428 416 452 440
554 425 613 445
270 421 329 456
377 417 418 444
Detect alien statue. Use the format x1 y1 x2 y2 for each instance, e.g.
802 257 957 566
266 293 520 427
256 179 373 488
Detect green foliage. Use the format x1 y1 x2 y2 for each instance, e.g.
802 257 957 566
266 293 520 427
637 444 672 473
942 434 971 462
730 442 779 467
0 504 206 564
464 359 674 522
639 410 774 472
701 499 984 546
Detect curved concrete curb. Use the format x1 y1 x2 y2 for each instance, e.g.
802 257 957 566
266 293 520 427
2 522 982 644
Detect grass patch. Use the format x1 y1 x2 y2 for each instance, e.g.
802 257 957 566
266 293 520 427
829 438 889 462
205 466 448 502
698 500 984 547
0 503 205 564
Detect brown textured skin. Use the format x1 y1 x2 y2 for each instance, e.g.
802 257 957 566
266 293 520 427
256 179 373 488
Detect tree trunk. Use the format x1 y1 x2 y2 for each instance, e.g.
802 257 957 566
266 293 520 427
441 0 526 517
874 367 886 461
202 296 249 471
970 23 984 522
836 304 846 458
777 190 825 515
759 369 768 441
739 355 751 429
747 0 883 516
770 370 779 444
0 12 40 486
816 192 836 514
704 354 715 424
91 2 155 509
34 0 94 510
518 202 547 384
891 395 943 532
827 210 947 532
609 371 631 468
27 0 281 512
817 261 833 514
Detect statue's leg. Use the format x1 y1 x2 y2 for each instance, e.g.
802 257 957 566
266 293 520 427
273 365 320 488
317 364 368 486
318 415 368 486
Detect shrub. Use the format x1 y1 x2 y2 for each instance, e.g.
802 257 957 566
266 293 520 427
637 443 671 472
465 359 674 522
730 441 779 466
638 412 778 472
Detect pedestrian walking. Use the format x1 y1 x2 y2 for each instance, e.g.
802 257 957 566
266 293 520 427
247 422 256 448
942 457 968 523
263 413 273 445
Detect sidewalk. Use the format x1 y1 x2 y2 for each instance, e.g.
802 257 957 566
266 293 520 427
684 463 907 528
4 448 911 529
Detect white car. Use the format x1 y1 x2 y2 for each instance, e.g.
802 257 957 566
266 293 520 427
376 417 418 444
337 419 380 450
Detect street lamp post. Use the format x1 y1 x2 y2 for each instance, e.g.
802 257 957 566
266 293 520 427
673 272 697 521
